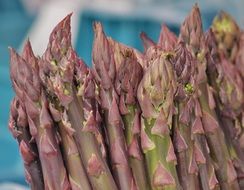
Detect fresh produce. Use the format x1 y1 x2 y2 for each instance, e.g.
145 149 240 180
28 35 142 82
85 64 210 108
8 5 244 190
9 97 44 190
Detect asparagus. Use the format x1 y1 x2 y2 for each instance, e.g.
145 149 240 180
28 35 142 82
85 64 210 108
204 29 244 189
211 11 240 62
140 25 177 70
158 25 177 51
6 7 244 190
39 15 117 190
112 42 150 190
235 32 244 158
9 97 44 190
140 31 167 70
140 32 156 51
92 22 136 190
235 31 244 79
49 103 92 190
211 12 244 147
180 5 239 190
9 43 70 190
137 51 181 190
172 42 215 190
74 55 108 161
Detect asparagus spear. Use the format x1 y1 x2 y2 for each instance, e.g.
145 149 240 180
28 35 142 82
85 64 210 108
39 15 118 190
137 51 181 190
179 5 239 190
9 97 44 190
112 44 150 190
235 31 244 79
204 29 244 189
172 42 215 190
211 11 240 62
140 32 164 70
158 25 177 52
9 44 70 190
211 13 244 148
174 41 222 190
74 55 108 161
92 22 137 190
235 32 244 160
140 32 156 51
140 25 177 70
49 102 92 190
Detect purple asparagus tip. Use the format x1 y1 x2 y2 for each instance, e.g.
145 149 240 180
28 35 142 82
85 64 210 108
180 4 203 53
158 25 177 51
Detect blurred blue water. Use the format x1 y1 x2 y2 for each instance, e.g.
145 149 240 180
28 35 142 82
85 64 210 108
0 0 35 185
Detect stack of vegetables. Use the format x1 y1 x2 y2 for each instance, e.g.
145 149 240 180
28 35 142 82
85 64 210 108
8 5 244 190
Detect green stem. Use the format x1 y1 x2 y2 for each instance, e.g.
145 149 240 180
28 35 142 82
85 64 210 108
123 105 150 190
58 121 92 190
173 103 200 190
144 117 181 190
67 97 118 190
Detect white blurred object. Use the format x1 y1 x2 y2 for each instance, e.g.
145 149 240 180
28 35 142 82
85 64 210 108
20 0 47 15
84 0 243 26
21 0 83 55
0 183 29 190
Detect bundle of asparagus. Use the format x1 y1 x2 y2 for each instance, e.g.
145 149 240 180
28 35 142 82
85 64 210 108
8 5 243 190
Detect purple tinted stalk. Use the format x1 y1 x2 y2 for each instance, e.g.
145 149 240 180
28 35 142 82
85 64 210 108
211 14 244 163
112 41 150 190
9 43 70 190
49 102 92 190
235 31 244 80
92 22 136 190
140 32 156 52
211 12 244 151
172 106 201 190
39 15 118 190
9 97 44 190
205 29 244 189
140 32 163 70
180 5 240 190
74 53 107 162
158 25 177 52
172 42 218 190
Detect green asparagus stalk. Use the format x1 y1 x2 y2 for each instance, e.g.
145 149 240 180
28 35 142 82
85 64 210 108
92 22 137 190
179 5 239 190
137 52 181 190
9 97 44 190
49 102 92 190
39 15 118 190
9 43 70 189
112 43 150 190
74 55 108 161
